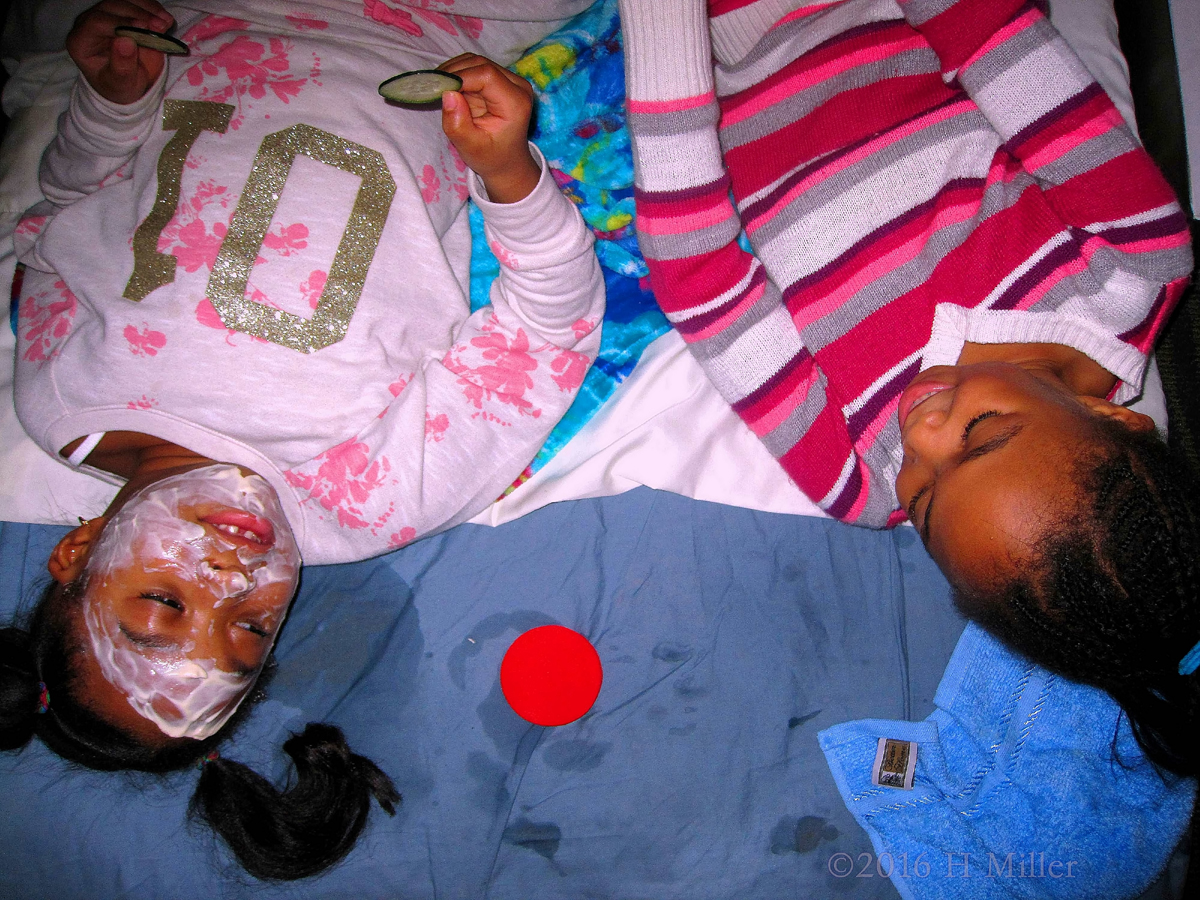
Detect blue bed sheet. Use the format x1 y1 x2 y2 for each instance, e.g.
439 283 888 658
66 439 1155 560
0 488 966 899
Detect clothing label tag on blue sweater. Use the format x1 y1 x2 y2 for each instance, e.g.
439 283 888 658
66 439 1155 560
872 738 917 790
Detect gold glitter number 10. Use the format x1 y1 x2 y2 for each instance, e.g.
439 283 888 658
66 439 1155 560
124 100 397 353
124 100 233 303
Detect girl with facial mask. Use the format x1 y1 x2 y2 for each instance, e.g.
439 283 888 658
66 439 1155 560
2 463 399 879
2 0 603 881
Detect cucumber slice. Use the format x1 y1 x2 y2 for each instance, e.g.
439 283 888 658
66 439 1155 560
379 70 463 105
114 26 189 55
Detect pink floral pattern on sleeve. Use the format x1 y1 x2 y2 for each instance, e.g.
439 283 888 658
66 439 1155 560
97 164 131 189
377 374 412 418
547 318 598 391
572 317 597 341
442 315 543 420
425 412 450 442
14 215 48 238
451 149 469 200
388 526 417 548
488 238 519 270
550 348 589 392
362 0 483 39
284 438 396 531
12 215 48 259
19 280 77 362
420 165 442 203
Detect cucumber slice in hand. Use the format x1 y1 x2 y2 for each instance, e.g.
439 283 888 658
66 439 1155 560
114 26 189 55
379 70 463 105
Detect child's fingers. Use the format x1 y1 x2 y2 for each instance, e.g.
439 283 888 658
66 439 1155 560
439 53 494 75
67 1 169 104
106 0 173 29
437 56 542 202
109 34 139 71
68 3 170 67
440 90 499 171
438 53 537 185
105 34 150 86
79 0 174 33
440 90 503 158
440 90 471 138
456 64 534 104
450 65 533 128
439 53 481 72
119 0 175 29
439 54 534 100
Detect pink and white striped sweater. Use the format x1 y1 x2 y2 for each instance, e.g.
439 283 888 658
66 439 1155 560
621 0 1193 527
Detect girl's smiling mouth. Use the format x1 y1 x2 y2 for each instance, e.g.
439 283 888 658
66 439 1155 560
200 509 275 549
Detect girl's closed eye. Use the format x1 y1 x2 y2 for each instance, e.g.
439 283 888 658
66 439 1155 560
236 620 270 638
141 591 183 611
120 624 178 650
961 410 1001 443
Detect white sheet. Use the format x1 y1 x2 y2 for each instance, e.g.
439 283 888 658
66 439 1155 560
0 0 1170 529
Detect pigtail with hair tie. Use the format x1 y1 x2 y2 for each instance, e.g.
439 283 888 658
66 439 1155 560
196 748 219 769
191 722 399 880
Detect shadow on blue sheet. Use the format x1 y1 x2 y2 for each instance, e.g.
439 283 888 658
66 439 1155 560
0 489 965 899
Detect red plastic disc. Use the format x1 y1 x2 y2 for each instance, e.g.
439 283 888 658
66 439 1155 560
500 625 603 726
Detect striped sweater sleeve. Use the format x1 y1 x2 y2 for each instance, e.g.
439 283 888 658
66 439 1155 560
621 0 898 526
621 0 805 401
900 0 1193 354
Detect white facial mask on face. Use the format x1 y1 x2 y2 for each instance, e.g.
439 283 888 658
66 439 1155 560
81 465 301 740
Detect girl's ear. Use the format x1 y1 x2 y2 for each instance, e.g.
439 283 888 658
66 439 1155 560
48 518 106 584
1076 395 1157 433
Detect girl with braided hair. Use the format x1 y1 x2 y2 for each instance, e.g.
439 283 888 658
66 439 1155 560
951 417 1200 774
0 471 404 881
2 604 398 881
619 0 1200 773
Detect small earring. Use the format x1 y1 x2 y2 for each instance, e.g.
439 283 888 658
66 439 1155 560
78 517 88 526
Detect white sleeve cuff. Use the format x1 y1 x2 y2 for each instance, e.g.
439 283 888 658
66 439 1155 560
469 143 595 270
618 0 714 103
68 69 167 154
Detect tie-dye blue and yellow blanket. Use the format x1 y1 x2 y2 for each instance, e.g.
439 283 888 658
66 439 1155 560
468 0 669 483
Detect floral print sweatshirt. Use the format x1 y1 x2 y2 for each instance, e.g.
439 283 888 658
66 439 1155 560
14 0 604 563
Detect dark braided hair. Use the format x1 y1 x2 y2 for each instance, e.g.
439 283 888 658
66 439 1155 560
952 417 1200 775
0 579 399 880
